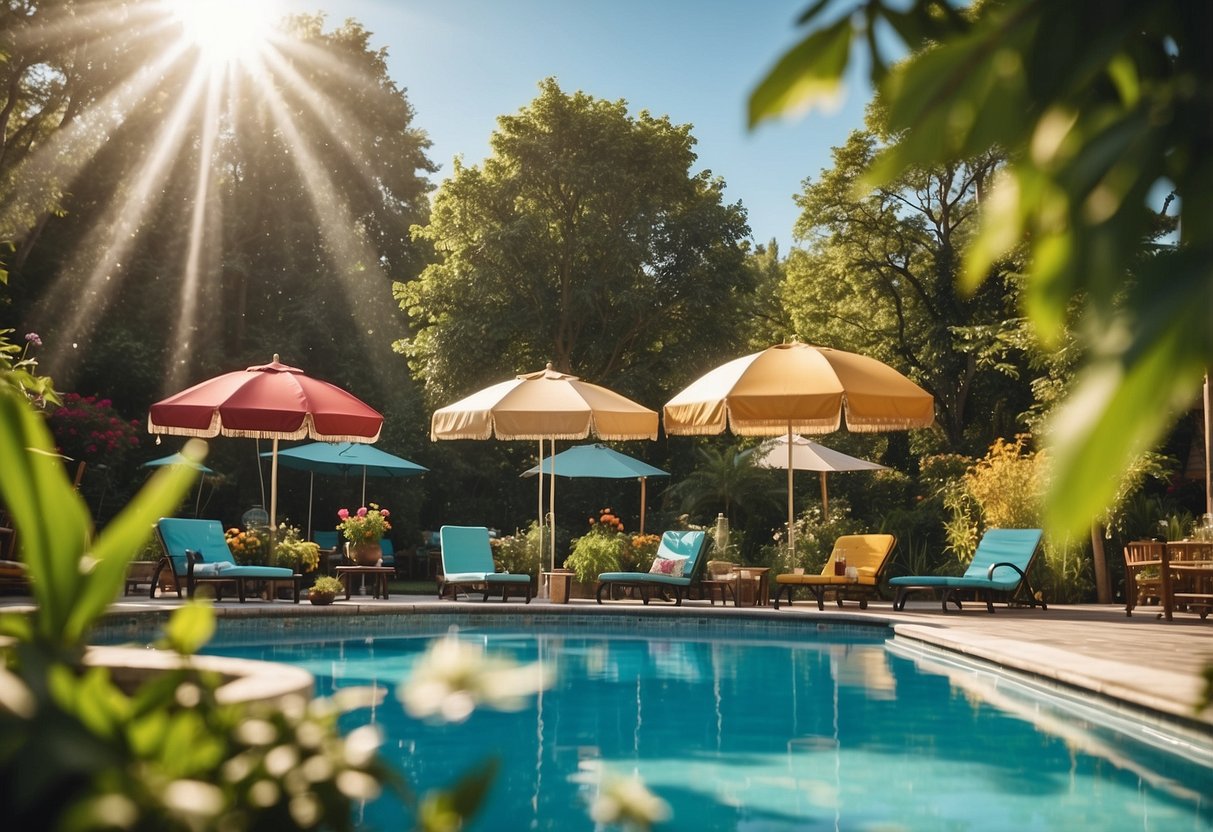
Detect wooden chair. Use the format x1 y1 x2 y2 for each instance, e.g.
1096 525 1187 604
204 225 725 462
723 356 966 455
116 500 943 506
1121 540 1165 617
1163 540 1213 621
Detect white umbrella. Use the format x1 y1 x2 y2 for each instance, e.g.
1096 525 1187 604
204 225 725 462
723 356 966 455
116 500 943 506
431 364 658 573
751 435 887 518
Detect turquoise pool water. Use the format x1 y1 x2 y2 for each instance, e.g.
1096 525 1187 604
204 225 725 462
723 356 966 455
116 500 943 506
190 617 1213 831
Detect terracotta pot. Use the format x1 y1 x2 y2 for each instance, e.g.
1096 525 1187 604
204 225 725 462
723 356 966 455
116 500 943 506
350 541 382 566
309 591 336 606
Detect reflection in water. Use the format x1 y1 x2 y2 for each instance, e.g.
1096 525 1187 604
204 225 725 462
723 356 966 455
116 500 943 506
206 629 1213 831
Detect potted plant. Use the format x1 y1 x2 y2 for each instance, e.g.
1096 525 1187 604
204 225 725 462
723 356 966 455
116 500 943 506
273 523 321 574
564 508 627 587
336 503 391 565
309 574 344 605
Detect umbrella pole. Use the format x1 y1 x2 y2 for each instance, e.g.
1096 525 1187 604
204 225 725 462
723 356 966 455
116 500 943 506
549 441 557 573
194 477 203 518
361 467 367 506
269 437 280 530
786 422 795 564
639 477 646 535
307 472 314 539
537 439 546 597
820 471 829 518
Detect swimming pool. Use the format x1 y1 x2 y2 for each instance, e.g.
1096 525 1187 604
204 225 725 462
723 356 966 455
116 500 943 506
188 615 1213 831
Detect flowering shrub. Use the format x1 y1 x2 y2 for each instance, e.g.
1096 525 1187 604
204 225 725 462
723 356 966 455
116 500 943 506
565 508 627 582
623 533 661 572
46 392 141 463
587 507 625 535
225 525 270 565
272 523 320 572
337 503 391 544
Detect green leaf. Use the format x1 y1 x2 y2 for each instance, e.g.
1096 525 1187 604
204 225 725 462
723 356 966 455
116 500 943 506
417 758 499 832
0 387 91 643
64 441 203 644
1044 250 1213 538
163 602 216 657
748 16 853 128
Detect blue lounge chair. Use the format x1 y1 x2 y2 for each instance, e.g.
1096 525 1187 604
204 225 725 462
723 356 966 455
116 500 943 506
154 518 301 602
890 528 1045 613
439 525 533 602
595 530 708 606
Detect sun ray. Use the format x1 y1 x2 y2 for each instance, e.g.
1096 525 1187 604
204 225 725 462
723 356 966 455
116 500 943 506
0 39 195 241
167 68 226 392
42 64 212 376
254 76 408 391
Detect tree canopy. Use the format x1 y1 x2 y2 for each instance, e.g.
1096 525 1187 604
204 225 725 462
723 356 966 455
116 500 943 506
785 114 1030 451
398 78 752 406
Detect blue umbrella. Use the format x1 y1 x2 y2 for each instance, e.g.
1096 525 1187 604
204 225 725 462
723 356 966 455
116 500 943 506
522 444 668 534
262 442 428 536
141 452 214 516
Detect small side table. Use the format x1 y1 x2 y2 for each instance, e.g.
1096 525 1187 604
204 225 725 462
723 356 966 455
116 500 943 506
733 567 772 607
543 570 573 604
336 565 394 600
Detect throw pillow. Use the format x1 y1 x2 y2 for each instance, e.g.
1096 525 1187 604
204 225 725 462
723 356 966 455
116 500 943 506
648 555 688 577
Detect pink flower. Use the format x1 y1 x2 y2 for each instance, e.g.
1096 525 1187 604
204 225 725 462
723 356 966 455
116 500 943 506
356 507 368 518
24 332 41 346
337 508 350 520
380 509 390 517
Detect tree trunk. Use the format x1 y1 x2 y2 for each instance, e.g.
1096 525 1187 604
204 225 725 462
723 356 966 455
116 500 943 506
1090 522 1111 603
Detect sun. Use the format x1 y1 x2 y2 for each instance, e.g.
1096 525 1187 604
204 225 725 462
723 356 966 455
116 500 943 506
164 0 280 68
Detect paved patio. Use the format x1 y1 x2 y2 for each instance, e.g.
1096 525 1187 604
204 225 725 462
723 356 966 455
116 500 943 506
19 588 1203 732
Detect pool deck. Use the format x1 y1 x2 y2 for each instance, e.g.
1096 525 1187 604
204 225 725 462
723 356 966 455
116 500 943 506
5 590 1211 731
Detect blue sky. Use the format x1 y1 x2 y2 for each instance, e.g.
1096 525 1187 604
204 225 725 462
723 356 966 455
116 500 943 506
280 0 871 252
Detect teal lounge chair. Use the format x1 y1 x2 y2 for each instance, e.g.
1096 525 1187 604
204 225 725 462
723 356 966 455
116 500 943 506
890 527 1045 613
439 525 533 602
154 518 301 602
596 530 708 606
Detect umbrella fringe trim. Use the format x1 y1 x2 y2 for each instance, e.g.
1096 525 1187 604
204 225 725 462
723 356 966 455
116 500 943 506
151 424 381 443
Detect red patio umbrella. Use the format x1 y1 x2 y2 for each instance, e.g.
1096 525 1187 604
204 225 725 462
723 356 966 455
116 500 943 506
148 355 383 528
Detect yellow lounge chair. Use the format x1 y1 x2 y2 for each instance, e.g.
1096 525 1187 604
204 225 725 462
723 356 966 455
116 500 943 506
772 534 896 610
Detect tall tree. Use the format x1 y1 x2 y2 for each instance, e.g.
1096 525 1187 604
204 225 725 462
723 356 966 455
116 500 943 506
785 117 1029 451
399 77 752 406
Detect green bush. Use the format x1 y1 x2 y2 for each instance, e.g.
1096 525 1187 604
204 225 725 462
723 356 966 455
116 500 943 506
564 530 625 583
490 523 543 577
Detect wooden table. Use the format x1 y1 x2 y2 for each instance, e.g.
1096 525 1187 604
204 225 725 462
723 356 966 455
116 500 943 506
336 565 394 600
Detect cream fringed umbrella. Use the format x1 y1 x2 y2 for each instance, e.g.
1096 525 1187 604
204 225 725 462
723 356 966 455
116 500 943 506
663 343 934 558
431 364 658 575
